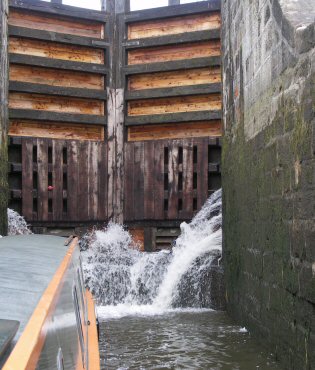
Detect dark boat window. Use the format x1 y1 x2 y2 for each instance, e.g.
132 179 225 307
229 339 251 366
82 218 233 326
73 286 85 367
56 347 65 370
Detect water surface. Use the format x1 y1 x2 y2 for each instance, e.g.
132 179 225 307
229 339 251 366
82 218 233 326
99 310 281 370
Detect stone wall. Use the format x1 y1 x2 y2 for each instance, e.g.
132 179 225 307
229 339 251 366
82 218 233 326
0 0 8 235
221 0 314 369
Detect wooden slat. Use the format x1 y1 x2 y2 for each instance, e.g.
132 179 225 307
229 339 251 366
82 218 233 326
128 67 221 90
67 140 78 220
97 142 107 220
128 12 220 39
197 139 208 209
10 38 105 64
88 141 98 220
168 142 179 219
128 41 220 65
37 138 48 221
128 94 221 116
128 121 221 142
124 143 134 220
10 65 105 90
78 141 88 220
182 140 193 218
144 141 154 219
21 139 33 220
154 141 164 219
9 9 105 38
133 142 144 220
52 140 63 220
9 121 105 141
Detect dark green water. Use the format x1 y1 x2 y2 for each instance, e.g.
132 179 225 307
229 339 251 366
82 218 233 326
99 310 281 370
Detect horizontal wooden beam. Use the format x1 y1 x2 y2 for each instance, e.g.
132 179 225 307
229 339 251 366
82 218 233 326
9 81 107 100
125 110 222 126
9 109 106 125
124 0 221 22
125 83 221 100
9 0 108 22
10 54 108 75
124 56 221 75
123 29 220 49
9 26 109 49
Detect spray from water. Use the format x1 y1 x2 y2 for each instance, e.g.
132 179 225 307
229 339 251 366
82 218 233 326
83 189 222 318
3 209 32 236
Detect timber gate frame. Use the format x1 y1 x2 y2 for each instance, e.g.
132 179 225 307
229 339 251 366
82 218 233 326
8 0 222 247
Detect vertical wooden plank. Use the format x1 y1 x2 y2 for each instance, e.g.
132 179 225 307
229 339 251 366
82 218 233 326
154 140 164 219
144 141 155 219
37 138 48 221
133 141 144 220
182 139 193 218
168 141 179 219
67 140 78 221
52 140 63 220
197 138 208 210
97 141 107 221
78 141 89 221
124 142 134 221
21 138 33 221
88 141 98 221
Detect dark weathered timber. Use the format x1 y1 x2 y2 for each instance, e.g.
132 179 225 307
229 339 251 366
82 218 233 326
10 54 108 75
124 142 134 220
0 0 9 234
66 140 78 220
37 138 48 221
9 0 108 22
125 83 221 100
144 141 155 219
133 141 144 220
124 30 220 49
124 56 221 75
197 139 208 210
168 141 179 219
9 26 109 49
9 109 106 126
182 141 193 218
9 81 107 100
125 111 222 126
78 141 89 221
97 141 107 221
52 140 63 220
124 0 221 22
154 140 164 220
21 139 33 220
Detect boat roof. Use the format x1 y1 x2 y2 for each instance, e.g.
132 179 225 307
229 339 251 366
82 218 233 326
0 235 69 340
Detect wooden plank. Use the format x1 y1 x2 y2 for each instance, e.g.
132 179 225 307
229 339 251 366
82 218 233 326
10 65 105 90
124 56 221 74
21 139 33 220
182 140 193 218
9 54 108 74
97 142 107 220
52 140 63 220
9 0 108 22
197 139 208 210
124 0 221 22
153 141 164 219
67 140 78 220
9 92 105 115
77 141 88 221
128 12 220 39
88 141 98 220
9 120 105 141
125 83 221 100
9 109 106 125
10 38 105 64
128 121 222 141
128 41 220 65
168 141 179 219
9 26 108 49
125 30 220 48
37 138 48 221
124 143 134 221
128 94 221 116
128 67 221 90
133 141 144 220
125 110 222 126
9 81 107 100
144 141 154 219
9 9 104 38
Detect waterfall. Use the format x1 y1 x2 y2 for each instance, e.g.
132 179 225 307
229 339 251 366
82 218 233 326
82 189 222 319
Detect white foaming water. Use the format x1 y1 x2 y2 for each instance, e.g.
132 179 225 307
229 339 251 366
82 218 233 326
83 189 222 319
7 208 32 236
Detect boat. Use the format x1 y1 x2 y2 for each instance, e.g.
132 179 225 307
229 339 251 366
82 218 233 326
0 234 100 370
